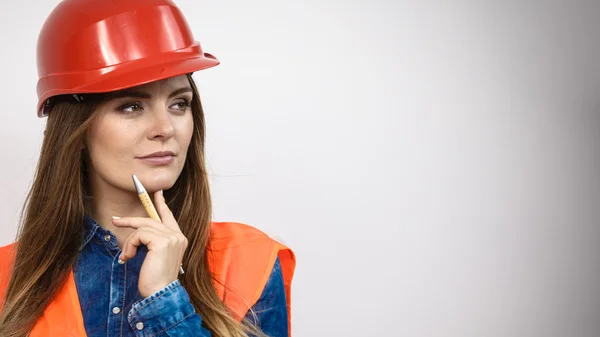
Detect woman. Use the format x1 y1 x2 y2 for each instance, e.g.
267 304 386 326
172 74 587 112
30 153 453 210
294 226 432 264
0 0 295 336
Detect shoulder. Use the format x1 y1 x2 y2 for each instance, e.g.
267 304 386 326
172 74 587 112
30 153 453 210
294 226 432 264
208 221 294 272
209 221 270 240
0 243 17 277
207 222 295 321
0 242 16 254
208 221 295 275
0 243 17 299
0 243 16 267
209 221 276 249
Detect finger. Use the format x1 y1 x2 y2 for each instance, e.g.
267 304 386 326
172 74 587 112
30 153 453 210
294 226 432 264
120 227 166 262
153 190 180 232
111 216 165 230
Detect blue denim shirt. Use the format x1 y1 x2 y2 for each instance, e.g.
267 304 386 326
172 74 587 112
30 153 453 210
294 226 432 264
73 215 288 336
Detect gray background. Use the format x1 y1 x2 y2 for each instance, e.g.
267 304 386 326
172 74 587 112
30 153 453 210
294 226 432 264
1 1 599 336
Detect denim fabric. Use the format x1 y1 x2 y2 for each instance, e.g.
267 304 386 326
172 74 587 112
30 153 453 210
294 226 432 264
73 215 288 336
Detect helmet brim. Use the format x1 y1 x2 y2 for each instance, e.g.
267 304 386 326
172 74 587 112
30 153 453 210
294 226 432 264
38 53 219 117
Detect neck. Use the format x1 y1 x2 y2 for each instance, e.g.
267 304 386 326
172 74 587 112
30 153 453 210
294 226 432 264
88 181 148 250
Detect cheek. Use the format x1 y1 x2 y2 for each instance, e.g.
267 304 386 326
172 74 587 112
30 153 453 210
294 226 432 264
87 117 137 172
176 114 194 150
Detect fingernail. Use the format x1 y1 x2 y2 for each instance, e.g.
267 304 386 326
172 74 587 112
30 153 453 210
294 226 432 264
160 189 164 196
112 216 121 220
118 258 125 264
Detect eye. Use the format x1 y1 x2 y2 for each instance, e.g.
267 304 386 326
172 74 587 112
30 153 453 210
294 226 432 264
170 99 191 112
117 102 144 113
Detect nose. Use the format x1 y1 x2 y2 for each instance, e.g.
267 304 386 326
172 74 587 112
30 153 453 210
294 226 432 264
147 108 175 141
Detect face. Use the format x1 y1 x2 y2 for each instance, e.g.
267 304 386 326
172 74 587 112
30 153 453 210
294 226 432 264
85 75 194 195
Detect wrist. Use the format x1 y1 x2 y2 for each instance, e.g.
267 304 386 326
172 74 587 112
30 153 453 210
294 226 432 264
139 278 178 298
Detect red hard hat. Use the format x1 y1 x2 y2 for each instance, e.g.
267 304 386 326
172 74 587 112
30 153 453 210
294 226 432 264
36 0 219 117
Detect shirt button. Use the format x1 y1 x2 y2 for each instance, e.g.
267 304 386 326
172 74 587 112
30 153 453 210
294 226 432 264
112 307 121 314
104 234 111 242
136 322 144 330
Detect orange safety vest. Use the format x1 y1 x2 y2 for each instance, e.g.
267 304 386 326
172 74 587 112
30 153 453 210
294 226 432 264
0 221 295 337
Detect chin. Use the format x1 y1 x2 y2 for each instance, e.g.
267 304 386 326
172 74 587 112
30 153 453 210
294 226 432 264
133 170 180 192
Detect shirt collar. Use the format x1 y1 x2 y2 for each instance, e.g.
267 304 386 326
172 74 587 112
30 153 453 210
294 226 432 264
79 214 101 251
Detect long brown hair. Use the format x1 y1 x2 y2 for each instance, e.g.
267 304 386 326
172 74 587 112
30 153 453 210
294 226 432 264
0 75 262 337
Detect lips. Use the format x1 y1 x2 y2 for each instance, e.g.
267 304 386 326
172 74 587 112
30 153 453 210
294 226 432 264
137 151 176 166
138 151 175 159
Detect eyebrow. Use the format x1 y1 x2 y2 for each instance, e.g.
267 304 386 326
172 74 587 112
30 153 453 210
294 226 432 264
106 87 193 100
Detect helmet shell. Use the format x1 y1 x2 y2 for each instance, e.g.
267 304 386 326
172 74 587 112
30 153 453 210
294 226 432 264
36 0 219 117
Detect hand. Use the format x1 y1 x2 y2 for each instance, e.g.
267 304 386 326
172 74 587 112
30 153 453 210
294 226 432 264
111 190 188 298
